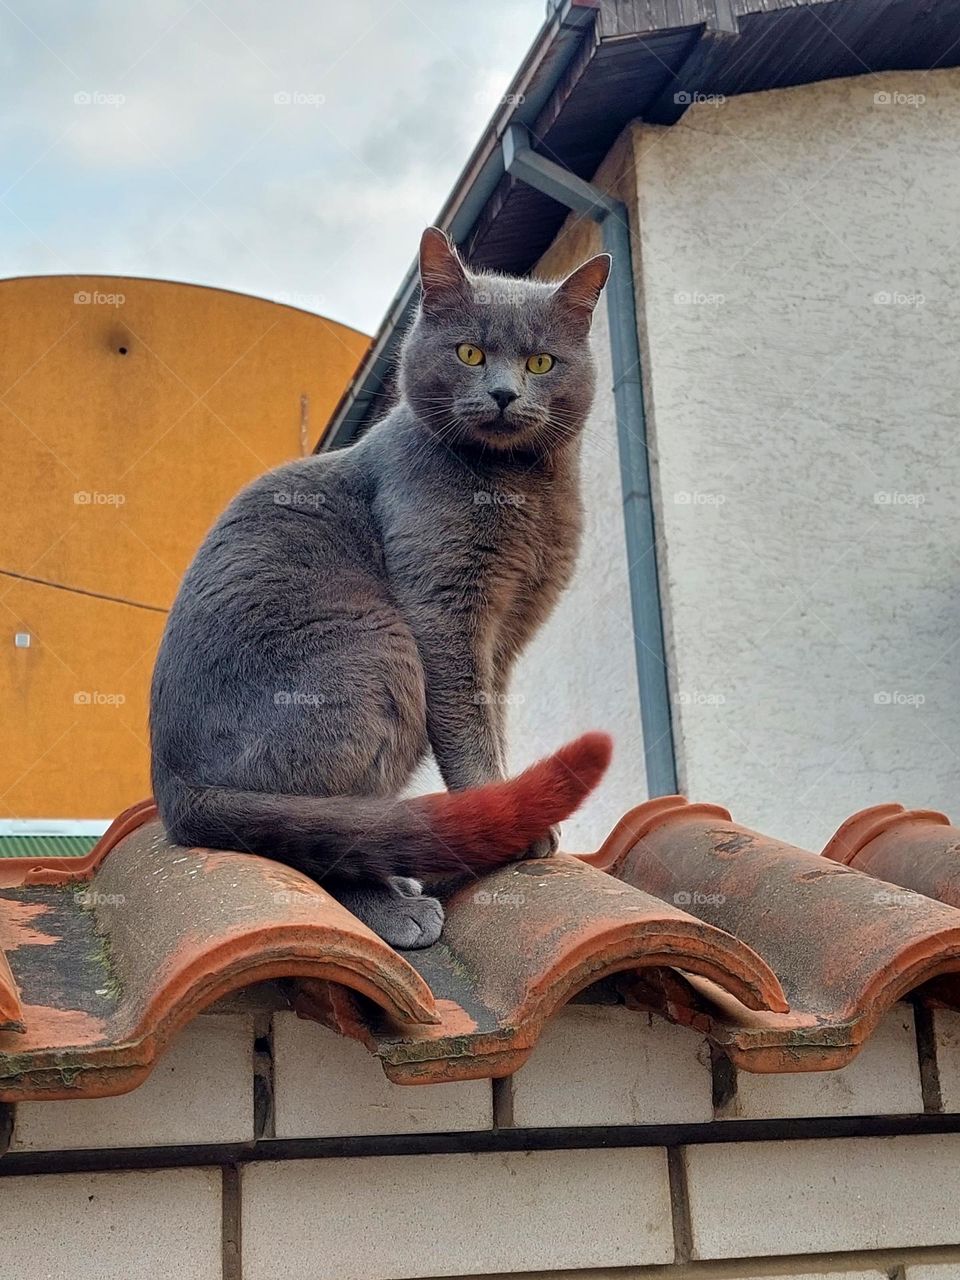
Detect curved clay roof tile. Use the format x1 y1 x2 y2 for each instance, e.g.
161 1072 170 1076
0 799 788 1096
823 803 960 909
0 949 23 1033
0 805 438 1102
587 796 960 1072
7 794 960 1096
334 853 787 1086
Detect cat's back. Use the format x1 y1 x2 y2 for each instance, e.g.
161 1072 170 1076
154 447 383 686
185 450 373 590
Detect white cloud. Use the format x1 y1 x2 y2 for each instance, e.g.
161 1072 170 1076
0 0 546 331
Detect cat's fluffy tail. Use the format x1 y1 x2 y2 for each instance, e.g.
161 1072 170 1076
156 732 612 882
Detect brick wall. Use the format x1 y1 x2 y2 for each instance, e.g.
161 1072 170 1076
2 991 960 1278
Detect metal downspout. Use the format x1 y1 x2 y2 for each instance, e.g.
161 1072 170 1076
502 126 677 797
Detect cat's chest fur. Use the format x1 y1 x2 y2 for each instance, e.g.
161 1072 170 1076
370 422 582 671
480 464 582 657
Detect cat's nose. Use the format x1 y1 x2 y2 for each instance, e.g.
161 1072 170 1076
489 388 519 411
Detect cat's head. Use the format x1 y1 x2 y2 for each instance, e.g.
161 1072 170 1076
399 227 610 455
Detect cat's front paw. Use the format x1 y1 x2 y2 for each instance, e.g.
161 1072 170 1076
333 878 445 950
382 877 444 949
384 893 445 949
524 823 561 860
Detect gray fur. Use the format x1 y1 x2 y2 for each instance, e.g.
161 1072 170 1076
333 877 443 949
150 228 609 948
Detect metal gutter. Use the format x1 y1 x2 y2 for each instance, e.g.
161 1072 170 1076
502 125 678 798
319 0 600 452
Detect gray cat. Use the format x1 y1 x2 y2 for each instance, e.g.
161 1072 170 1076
150 227 612 948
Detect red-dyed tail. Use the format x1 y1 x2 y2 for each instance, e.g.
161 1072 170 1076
157 732 612 881
409 731 613 872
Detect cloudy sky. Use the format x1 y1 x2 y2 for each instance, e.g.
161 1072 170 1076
1 0 546 334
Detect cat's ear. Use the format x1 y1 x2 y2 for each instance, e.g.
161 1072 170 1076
553 253 611 326
419 227 469 314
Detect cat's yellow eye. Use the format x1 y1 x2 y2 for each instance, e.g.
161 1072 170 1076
526 353 555 374
456 343 485 366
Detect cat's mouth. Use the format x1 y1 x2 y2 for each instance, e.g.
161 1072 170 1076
480 413 520 433
471 423 529 451
471 408 532 441
449 403 544 450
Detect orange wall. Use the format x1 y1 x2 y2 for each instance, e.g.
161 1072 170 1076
0 276 368 819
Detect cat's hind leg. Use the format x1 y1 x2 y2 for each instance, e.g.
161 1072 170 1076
329 876 444 949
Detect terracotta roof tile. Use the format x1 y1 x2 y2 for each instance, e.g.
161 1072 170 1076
298 853 787 1085
0 804 437 1101
4 793 960 1099
0 798 159 890
0 947 22 1033
822 803 960 908
591 796 960 1072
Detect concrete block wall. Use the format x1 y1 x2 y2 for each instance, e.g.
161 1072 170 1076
2 996 960 1278
0 1167 223 1279
10 1014 256 1152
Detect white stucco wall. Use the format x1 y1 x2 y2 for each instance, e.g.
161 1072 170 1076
632 68 960 847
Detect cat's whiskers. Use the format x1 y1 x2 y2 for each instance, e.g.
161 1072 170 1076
547 408 620 463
